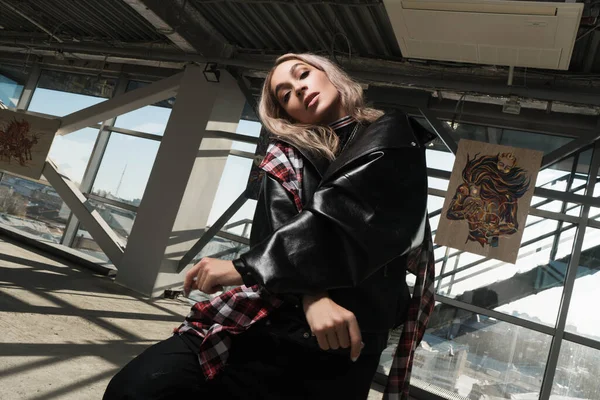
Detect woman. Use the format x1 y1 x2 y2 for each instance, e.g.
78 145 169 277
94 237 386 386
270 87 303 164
104 53 434 400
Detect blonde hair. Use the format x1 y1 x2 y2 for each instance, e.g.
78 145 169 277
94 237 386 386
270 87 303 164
258 53 384 160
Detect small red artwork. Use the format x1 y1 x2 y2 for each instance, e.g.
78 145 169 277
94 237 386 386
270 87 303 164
0 118 39 167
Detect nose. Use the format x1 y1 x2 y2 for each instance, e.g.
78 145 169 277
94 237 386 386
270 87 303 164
294 83 307 98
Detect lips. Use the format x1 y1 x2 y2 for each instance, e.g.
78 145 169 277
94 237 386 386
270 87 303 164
304 92 319 109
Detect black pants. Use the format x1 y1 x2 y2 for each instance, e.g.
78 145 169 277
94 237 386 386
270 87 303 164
104 329 381 400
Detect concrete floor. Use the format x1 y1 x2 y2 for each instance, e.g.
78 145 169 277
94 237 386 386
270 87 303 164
0 236 385 399
0 236 187 400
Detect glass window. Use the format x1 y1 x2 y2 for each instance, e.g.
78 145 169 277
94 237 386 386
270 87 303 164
185 233 250 305
73 198 137 262
113 106 172 136
36 70 115 99
240 101 259 122
208 114 261 227
29 86 108 117
28 71 114 186
0 68 24 108
426 149 455 172
208 154 258 230
566 227 600 340
187 177 255 304
0 173 70 243
552 340 600 399
589 162 600 219
196 236 249 264
415 119 572 156
231 119 260 153
91 134 160 207
428 177 449 191
46 128 99 187
428 195 445 216
500 130 571 154
380 304 552 399
536 149 593 194
436 221 578 327
186 233 250 304
72 222 109 263
112 80 173 136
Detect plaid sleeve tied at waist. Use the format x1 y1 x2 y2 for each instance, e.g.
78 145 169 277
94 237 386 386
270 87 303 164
175 141 435 399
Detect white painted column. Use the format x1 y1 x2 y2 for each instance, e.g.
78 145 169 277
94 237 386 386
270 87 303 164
116 65 245 297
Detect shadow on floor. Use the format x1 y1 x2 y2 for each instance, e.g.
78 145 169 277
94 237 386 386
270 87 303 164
0 235 190 400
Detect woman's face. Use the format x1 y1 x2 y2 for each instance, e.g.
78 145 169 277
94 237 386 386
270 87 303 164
270 59 344 125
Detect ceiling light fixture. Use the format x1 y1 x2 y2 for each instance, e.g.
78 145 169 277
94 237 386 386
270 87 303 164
502 97 521 115
203 63 220 83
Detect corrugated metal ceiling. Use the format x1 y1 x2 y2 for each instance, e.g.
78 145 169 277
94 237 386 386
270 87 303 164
0 0 166 43
188 0 600 72
190 0 402 58
0 0 597 74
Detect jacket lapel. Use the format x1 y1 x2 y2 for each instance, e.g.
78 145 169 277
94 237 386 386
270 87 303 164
322 110 419 182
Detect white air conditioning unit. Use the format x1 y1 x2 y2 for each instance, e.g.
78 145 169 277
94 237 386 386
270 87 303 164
383 0 583 70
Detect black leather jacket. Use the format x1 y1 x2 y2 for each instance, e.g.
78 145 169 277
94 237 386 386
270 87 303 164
233 110 431 355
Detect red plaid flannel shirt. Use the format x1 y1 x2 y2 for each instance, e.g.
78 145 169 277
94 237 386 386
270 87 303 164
176 139 435 399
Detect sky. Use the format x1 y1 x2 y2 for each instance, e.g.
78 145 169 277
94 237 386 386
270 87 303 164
15 81 600 343
0 75 22 107
28 89 166 202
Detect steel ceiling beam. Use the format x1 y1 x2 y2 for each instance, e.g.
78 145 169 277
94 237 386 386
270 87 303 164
0 52 180 80
541 134 599 170
427 99 599 139
371 88 600 139
349 68 600 107
0 38 599 107
57 71 182 136
42 161 125 265
124 0 233 57
227 66 259 117
177 191 248 272
420 108 458 154
123 0 197 53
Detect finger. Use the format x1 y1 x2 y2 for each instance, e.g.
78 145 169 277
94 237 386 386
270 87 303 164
198 267 223 295
326 330 340 350
197 265 209 294
314 331 330 351
183 264 200 295
348 316 363 361
335 321 350 349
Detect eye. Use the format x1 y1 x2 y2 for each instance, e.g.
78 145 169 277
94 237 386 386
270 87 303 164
283 92 291 103
300 70 309 79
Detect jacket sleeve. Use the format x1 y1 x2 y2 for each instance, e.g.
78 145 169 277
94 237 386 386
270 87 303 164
249 173 300 248
233 146 428 295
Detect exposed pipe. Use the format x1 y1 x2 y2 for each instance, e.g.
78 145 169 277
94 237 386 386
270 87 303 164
122 0 197 53
0 39 272 69
1 39 600 106
507 65 515 86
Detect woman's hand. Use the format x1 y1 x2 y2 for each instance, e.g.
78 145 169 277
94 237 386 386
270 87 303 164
183 258 244 296
303 293 364 361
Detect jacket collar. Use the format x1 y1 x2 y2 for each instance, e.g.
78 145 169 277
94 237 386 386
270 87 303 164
322 110 422 181
272 110 426 180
